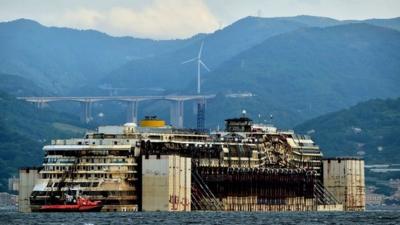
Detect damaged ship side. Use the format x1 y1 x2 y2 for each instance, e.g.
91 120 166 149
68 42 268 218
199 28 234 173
22 116 364 212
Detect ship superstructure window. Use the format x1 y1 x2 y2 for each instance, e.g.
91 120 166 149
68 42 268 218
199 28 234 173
225 117 252 132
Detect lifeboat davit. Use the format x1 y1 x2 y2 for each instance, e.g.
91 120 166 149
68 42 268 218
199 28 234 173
39 197 103 212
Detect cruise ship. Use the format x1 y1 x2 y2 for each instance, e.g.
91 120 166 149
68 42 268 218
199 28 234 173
21 115 365 212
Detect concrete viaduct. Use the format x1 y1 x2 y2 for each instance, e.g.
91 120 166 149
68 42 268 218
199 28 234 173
17 95 215 128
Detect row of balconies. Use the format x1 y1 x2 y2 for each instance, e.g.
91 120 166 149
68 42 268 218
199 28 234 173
198 158 262 168
52 138 135 146
44 155 136 164
42 172 137 180
41 165 136 173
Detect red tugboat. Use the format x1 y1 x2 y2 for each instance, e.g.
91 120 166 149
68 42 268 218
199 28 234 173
39 197 103 212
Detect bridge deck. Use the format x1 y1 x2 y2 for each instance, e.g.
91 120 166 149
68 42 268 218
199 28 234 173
17 95 216 103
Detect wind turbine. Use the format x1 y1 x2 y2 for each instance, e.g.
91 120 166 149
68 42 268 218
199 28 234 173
182 41 210 94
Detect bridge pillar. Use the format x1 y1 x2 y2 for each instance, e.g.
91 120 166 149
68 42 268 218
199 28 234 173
170 100 184 128
126 100 139 124
34 100 48 109
80 100 93 123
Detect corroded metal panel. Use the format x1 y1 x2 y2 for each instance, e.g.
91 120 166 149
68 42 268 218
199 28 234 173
142 155 191 211
142 155 169 211
323 158 365 211
18 168 40 212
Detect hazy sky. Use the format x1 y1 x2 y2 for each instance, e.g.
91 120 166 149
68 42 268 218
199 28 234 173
0 0 399 39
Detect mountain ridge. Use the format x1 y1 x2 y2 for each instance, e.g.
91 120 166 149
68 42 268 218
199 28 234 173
1 16 400 128
0 91 89 191
1 15 399 96
201 22 400 127
294 97 400 164
0 18 198 94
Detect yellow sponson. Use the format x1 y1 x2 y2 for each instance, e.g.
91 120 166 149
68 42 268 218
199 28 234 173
140 119 166 127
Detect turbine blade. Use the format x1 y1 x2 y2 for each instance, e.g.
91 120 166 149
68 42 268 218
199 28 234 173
181 57 197 64
198 41 204 58
200 60 210 71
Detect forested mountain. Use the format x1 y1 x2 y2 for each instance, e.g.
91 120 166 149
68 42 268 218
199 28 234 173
100 16 400 93
294 97 400 198
201 23 400 127
1 16 399 97
295 97 400 164
364 17 400 31
0 91 88 191
99 16 309 93
0 19 198 94
0 73 50 96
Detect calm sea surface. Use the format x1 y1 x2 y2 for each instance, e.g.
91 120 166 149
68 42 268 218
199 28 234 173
1 210 400 225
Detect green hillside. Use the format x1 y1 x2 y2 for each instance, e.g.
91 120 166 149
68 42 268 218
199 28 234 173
202 23 400 128
295 97 400 164
101 16 400 94
0 73 51 96
1 16 400 129
94 19 400 129
101 16 308 93
0 91 88 191
0 19 196 94
364 17 400 31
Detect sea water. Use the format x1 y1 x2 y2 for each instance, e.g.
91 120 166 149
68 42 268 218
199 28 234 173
1 210 399 225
